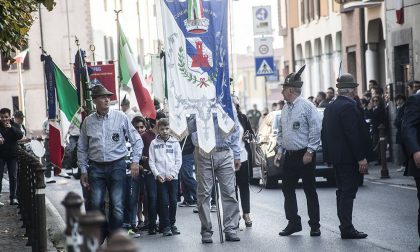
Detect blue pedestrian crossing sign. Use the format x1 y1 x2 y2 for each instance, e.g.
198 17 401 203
255 57 274 76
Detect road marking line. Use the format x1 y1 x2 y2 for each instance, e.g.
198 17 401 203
389 184 416 191
370 181 384 185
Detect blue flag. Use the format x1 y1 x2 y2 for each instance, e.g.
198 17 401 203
162 0 235 154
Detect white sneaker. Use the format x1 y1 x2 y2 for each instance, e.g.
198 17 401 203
397 166 405 172
127 229 141 238
45 176 56 183
0 201 4 207
58 170 71 179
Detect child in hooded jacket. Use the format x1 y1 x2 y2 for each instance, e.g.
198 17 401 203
149 118 182 236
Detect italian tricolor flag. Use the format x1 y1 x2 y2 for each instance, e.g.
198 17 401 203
49 62 81 168
118 22 156 119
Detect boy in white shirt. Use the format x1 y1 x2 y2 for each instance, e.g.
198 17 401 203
149 118 182 236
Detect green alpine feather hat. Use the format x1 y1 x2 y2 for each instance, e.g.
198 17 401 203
281 65 306 88
336 73 359 89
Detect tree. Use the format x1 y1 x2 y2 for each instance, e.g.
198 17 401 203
0 0 56 60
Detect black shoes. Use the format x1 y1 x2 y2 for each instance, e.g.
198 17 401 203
171 225 181 235
162 227 172 236
310 227 321 236
225 232 240 242
279 223 302 236
341 229 368 239
201 233 213 244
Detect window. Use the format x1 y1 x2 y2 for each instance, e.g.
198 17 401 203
109 37 114 60
300 0 305 24
309 0 314 21
315 0 320 19
12 96 19 112
1 50 30 71
104 36 109 60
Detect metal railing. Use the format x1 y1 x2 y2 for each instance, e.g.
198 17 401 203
62 192 138 252
16 147 47 252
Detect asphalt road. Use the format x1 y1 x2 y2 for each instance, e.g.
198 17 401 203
46 174 419 252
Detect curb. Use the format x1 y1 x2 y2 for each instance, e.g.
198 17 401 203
45 196 66 251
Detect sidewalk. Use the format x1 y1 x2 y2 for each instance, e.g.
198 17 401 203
365 162 416 187
0 192 31 252
0 179 56 252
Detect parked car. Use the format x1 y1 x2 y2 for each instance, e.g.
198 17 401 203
254 108 336 189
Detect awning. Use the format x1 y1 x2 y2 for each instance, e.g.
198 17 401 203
340 0 383 12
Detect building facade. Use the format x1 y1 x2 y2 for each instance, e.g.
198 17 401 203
282 0 342 99
0 0 159 133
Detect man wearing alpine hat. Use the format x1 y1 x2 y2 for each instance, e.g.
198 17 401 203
321 73 373 239
78 84 143 239
274 65 322 237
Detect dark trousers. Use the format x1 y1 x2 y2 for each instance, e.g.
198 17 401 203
416 177 420 239
144 172 158 231
180 153 197 204
235 160 250 214
334 163 362 233
282 150 320 228
123 174 142 226
0 158 17 200
157 180 178 229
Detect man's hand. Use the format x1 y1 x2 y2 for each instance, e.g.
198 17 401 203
274 152 282 167
414 151 420 168
139 165 144 171
303 152 313 165
234 159 241 171
358 158 368 174
80 173 90 189
166 175 174 181
157 175 165 183
130 162 140 177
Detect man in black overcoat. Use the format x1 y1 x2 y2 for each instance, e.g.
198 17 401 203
321 73 373 239
401 92 420 251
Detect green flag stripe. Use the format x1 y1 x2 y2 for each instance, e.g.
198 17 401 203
52 63 79 123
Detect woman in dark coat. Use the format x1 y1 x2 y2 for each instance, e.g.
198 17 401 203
233 97 254 227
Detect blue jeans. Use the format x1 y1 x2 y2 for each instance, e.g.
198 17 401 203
123 174 142 227
88 159 126 233
143 171 158 231
157 180 178 229
180 154 197 204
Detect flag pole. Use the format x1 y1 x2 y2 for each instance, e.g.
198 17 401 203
16 49 26 119
115 9 122 111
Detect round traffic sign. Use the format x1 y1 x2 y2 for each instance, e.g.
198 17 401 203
259 45 269 55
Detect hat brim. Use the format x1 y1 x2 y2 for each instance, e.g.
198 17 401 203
92 92 114 98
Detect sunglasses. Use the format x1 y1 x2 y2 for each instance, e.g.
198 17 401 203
373 100 379 102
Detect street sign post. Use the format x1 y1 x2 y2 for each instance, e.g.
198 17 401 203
252 6 272 35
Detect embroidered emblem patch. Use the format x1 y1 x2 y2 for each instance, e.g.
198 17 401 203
292 121 300 130
112 133 120 142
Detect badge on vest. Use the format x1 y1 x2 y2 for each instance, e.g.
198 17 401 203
292 121 300 130
112 133 120 142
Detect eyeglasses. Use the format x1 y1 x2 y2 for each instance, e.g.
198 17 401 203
372 100 379 102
